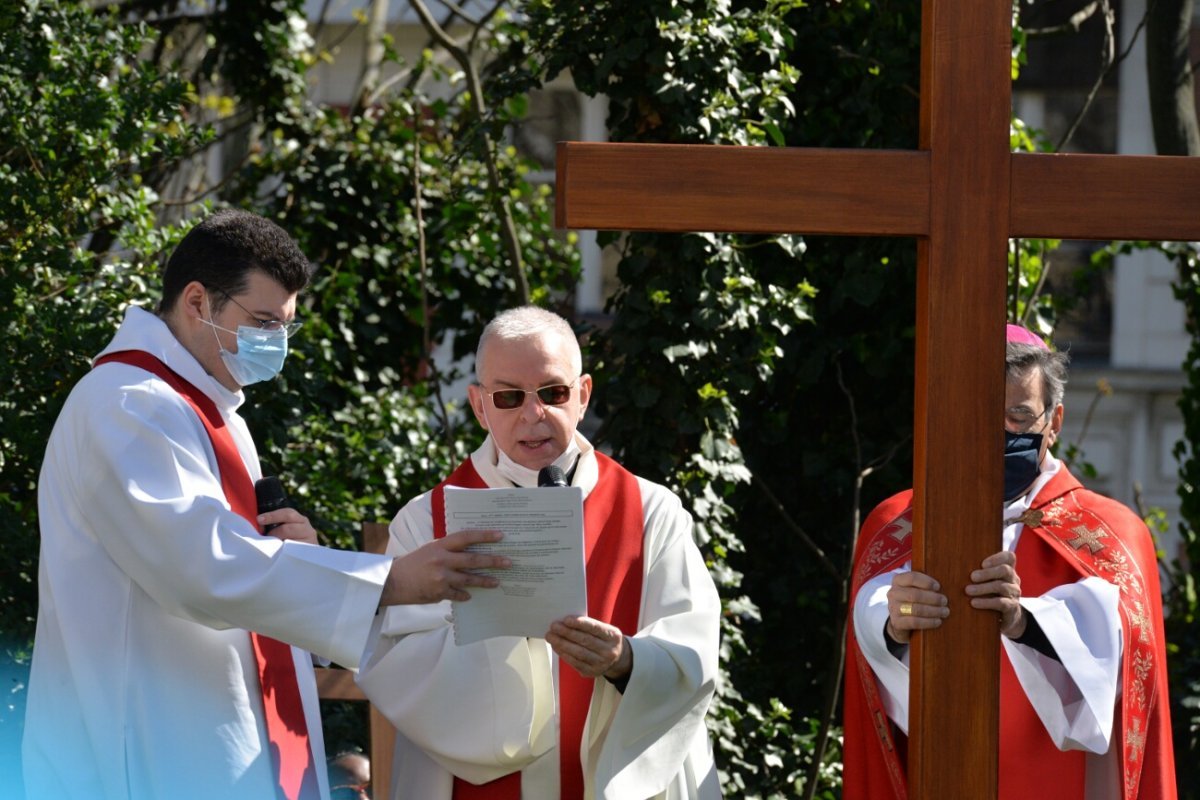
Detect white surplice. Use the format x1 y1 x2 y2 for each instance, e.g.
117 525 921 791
23 306 392 800
852 455 1124 799
357 435 722 800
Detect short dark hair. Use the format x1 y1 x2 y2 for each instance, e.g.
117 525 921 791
1005 342 1070 410
157 209 314 314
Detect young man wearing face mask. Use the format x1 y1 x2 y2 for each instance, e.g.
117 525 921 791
23 209 509 800
843 325 1176 800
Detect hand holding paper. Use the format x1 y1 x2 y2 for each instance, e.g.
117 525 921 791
381 528 511 606
546 616 632 679
445 485 587 644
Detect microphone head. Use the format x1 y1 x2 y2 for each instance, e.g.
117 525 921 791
537 465 568 488
254 476 289 512
254 477 292 534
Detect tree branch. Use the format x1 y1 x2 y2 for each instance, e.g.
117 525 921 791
413 111 457 448
1024 1 1101 37
353 0 390 114
832 44 919 99
434 0 482 27
801 356 908 800
409 0 529 304
749 469 840 580
466 0 508 54
1011 239 1054 326
1056 0 1151 151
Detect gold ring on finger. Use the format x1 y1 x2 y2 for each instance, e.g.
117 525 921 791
899 602 914 616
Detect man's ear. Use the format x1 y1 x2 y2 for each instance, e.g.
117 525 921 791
178 281 208 325
1048 403 1064 446
577 374 593 419
467 383 489 430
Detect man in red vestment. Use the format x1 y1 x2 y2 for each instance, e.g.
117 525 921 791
843 325 1176 800
357 306 722 800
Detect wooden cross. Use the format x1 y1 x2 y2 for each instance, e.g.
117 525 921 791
554 2 1200 798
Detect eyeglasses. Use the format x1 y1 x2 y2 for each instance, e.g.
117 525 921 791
207 286 303 338
482 381 576 410
1005 405 1050 434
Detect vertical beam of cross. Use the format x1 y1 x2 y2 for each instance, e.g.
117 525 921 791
555 1 1200 798
908 3 1008 797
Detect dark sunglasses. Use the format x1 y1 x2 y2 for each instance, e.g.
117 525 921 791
483 382 576 410
329 783 369 800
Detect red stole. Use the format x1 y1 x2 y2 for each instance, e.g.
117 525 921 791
844 491 915 800
844 465 1175 800
1018 468 1176 800
94 350 317 800
431 452 645 800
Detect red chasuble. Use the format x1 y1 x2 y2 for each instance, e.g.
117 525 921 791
843 465 1176 800
94 350 318 800
430 452 645 800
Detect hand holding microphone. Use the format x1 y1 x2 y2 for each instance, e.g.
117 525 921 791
254 476 318 545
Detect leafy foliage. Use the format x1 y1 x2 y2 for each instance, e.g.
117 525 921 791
493 2 927 795
0 0 579 779
231 70 580 547
0 0 208 637
4 1 1197 797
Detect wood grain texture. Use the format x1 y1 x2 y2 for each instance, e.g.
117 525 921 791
555 142 930 236
909 2 1007 798
314 666 363 700
1011 152 1200 241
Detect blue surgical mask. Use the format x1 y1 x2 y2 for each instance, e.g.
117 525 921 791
1003 430 1043 501
202 298 288 386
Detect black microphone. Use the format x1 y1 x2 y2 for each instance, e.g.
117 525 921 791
537 465 568 488
254 476 291 533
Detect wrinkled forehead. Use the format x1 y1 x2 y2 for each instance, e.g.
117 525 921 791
1005 365 1048 408
477 330 581 380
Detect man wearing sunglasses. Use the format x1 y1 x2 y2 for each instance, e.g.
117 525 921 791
24 210 508 800
843 325 1175 799
358 306 722 799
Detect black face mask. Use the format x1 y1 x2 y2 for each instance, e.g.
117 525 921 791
1004 430 1044 501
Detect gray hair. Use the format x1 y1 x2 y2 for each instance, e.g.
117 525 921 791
1005 342 1070 410
475 306 582 377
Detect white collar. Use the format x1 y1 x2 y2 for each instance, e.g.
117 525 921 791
97 305 245 411
494 437 583 488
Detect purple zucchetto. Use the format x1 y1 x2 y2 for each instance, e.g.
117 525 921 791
1005 323 1049 350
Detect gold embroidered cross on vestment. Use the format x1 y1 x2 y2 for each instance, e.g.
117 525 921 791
1067 523 1107 554
887 517 912 542
1126 717 1147 760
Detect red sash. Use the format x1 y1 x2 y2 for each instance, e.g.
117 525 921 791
431 452 645 800
94 350 317 800
844 466 1175 800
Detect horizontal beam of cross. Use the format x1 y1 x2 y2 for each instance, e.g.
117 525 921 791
555 143 930 236
1011 153 1200 241
556 142 1200 243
